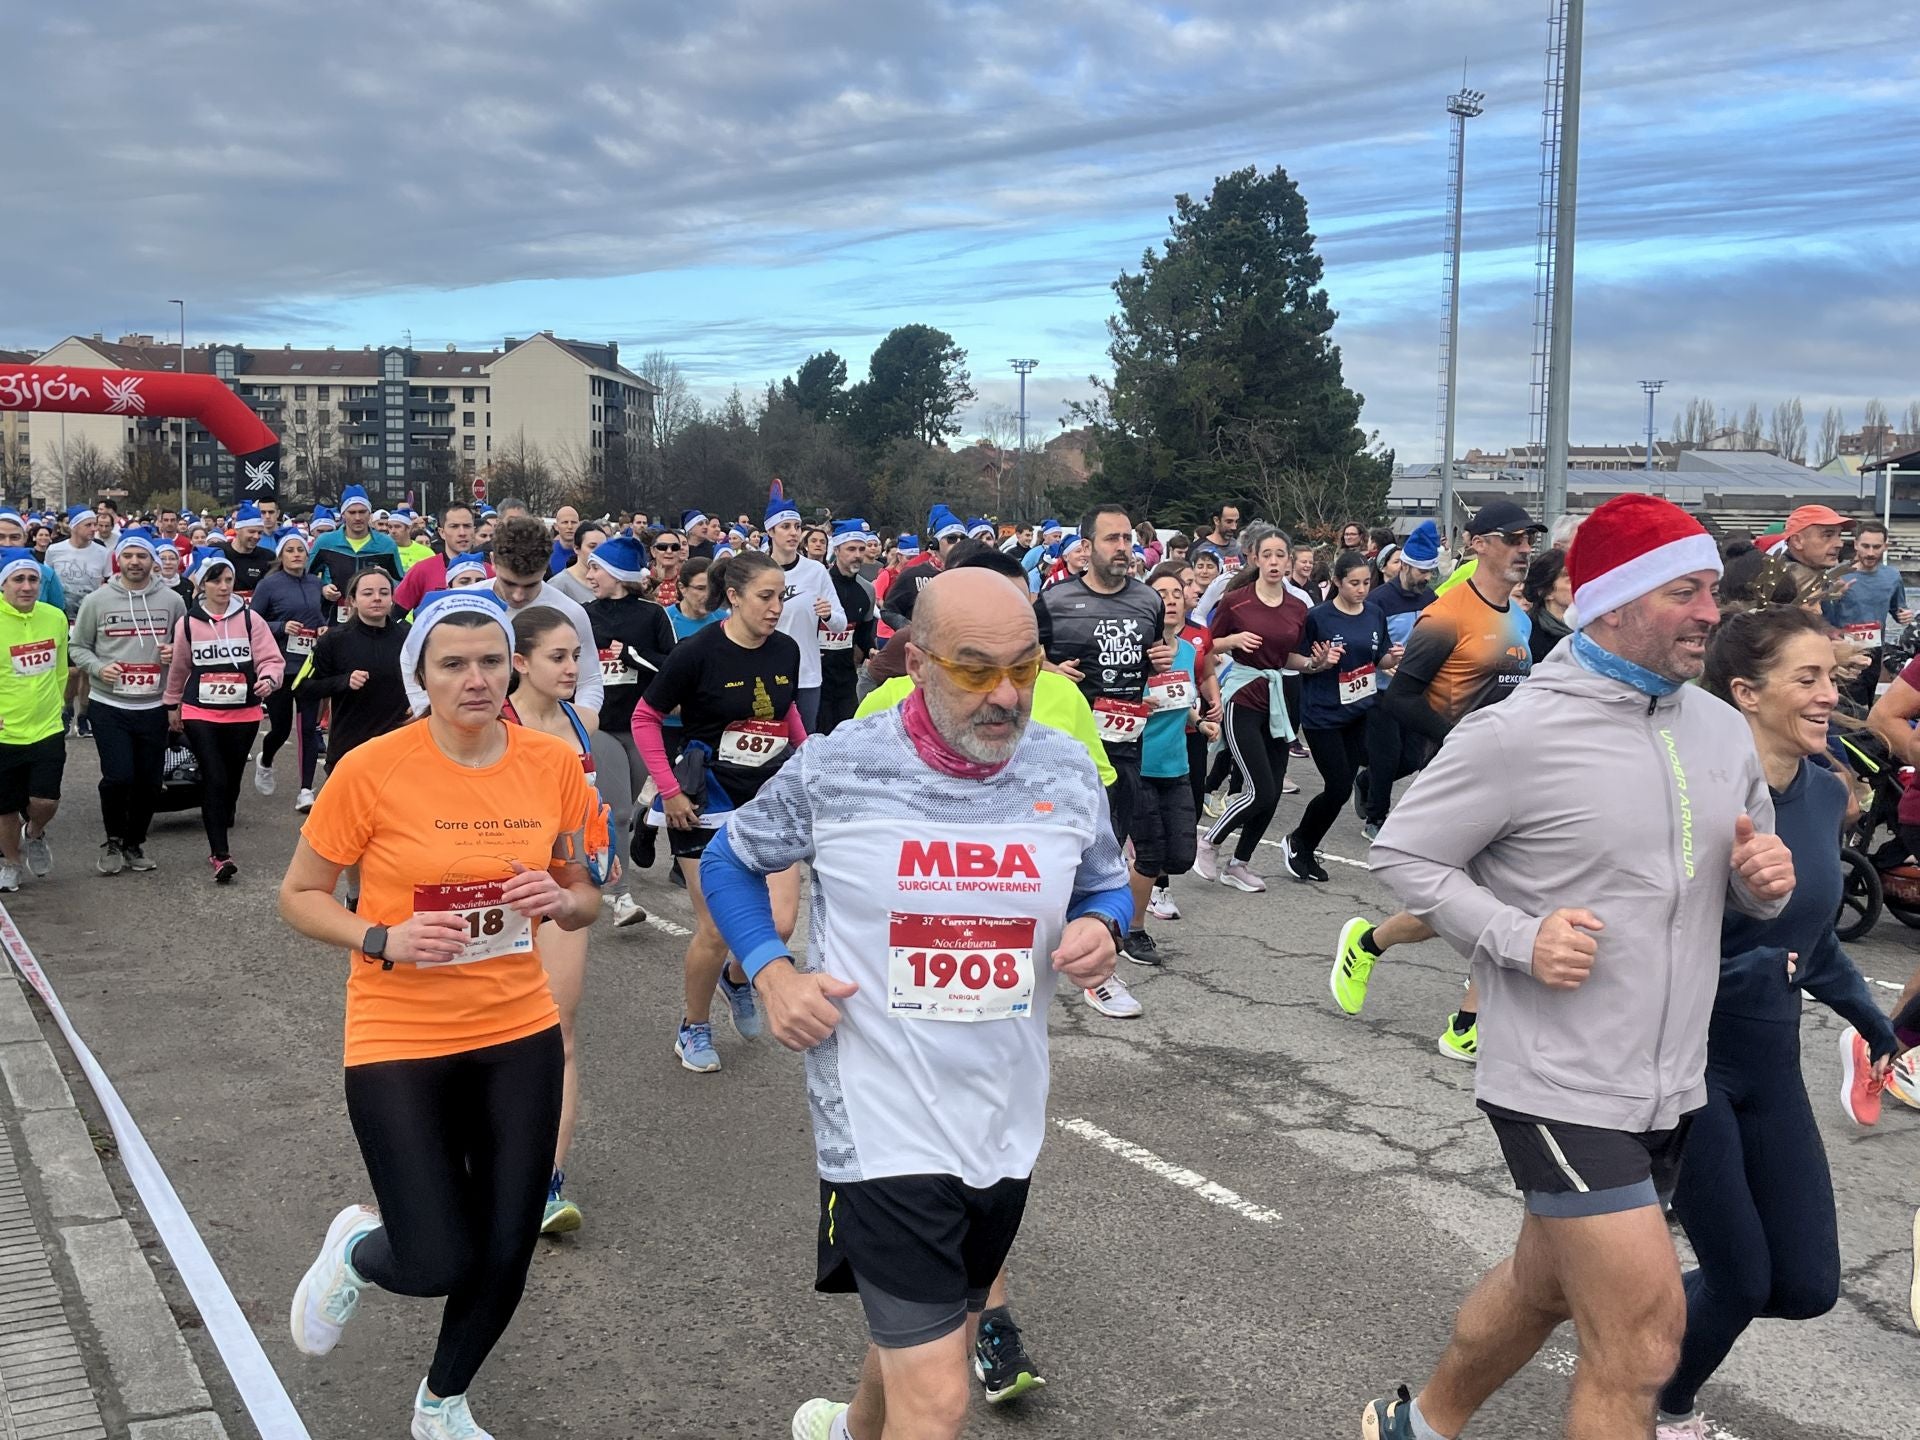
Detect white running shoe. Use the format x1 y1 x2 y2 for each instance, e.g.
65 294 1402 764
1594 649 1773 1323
1202 791 1226 819
1655 1417 1709 1440
612 894 647 927
290 1203 379 1357
295 787 316 814
0 861 17 893
1084 974 1143 1018
22 830 51 878
255 761 276 796
412 1380 494 1440
1147 884 1181 921
1220 859 1266 893
791 1398 850 1440
1192 837 1220 881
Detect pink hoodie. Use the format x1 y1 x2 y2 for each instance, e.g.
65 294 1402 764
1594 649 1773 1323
162 598 284 724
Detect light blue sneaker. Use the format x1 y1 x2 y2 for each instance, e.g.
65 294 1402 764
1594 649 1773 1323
412 1378 494 1439
675 1020 721 1073
715 970 764 1039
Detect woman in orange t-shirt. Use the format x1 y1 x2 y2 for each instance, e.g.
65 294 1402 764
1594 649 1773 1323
276 588 604 1440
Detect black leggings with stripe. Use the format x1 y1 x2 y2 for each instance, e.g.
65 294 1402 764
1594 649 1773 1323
1204 703 1291 864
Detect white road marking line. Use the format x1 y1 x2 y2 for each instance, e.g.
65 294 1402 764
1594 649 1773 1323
1053 1117 1283 1224
645 912 694 938
1252 836 1371 870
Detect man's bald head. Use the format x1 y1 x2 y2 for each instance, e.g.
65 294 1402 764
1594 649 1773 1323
909 568 1039 766
914 567 1036 655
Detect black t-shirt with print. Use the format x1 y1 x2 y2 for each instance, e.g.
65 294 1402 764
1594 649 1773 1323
643 621 801 801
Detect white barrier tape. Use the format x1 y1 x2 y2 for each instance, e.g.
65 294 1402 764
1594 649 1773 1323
0 901 312 1440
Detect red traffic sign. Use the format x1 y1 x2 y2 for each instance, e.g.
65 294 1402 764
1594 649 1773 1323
471 475 488 502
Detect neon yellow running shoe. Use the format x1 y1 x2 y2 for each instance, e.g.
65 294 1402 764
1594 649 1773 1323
1330 917 1378 1015
1437 1013 1478 1063
792 1398 849 1440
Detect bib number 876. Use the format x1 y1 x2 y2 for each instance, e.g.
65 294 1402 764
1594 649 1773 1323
904 949 1023 990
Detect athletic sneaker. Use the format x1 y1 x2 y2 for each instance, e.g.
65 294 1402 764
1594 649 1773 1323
1437 1014 1479 1063
1361 1385 1420 1440
1147 884 1181 921
1192 836 1221 881
1202 791 1226 819
0 862 17 893
121 844 156 872
1280 776 1299 795
974 1305 1047 1403
412 1379 494 1440
1084 974 1143 1018
75 715 91 739
790 1399 849 1440
1220 859 1266 893
96 841 125 876
295 788 316 814
1331 918 1377 1015
1885 1052 1920 1110
1839 1028 1883 1127
1280 835 1329 883
1289 739 1309 759
1362 822 1381 843
611 893 647 927
255 761 276 796
715 971 763 1039
211 855 238 884
1122 930 1162 967
1352 771 1369 821
22 830 51 878
1656 1416 1710 1439
675 1020 721 1073
290 1203 379 1356
541 1170 581 1236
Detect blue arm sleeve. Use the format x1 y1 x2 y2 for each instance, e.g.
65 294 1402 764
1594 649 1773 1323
1067 887 1133 933
698 827 792 982
1797 929 1898 1058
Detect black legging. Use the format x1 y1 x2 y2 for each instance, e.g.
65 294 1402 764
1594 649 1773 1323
1292 722 1368 856
1362 706 1430 827
181 718 257 859
1205 703 1291 863
1660 1015 1839 1415
344 1027 564 1399
261 685 322 789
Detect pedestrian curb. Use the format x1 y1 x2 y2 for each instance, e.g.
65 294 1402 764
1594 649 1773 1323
0 965 229 1440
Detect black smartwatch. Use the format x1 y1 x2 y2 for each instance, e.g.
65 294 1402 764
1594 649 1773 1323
362 924 390 969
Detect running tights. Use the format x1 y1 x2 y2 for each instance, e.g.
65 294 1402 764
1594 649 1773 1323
1206 704 1291 863
344 1027 564 1399
1294 722 1369 856
181 719 257 859
1660 1016 1839 1415
261 686 322 790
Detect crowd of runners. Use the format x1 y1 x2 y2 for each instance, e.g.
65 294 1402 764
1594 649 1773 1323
3 482 1919 1439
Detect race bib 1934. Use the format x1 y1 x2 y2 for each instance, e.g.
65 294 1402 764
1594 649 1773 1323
887 912 1037 1022
115 662 162 698
411 880 534 966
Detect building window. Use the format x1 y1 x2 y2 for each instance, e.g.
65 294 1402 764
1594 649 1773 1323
360 455 379 471
462 387 475 403
294 386 307 401
294 409 307 424
431 387 448 402
485 412 491 427
462 412 474 427
317 410 330 425
383 352 405 380
318 386 330 400
386 439 405 453
463 435 475 451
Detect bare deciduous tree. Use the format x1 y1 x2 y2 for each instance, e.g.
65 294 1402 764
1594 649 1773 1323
1739 403 1764 450
638 349 692 452
1768 398 1806 464
1817 406 1845 466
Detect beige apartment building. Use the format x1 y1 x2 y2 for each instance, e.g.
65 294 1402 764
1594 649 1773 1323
16 330 657 508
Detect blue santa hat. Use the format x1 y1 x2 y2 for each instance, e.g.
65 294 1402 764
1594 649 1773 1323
393 505 416 522
966 517 995 542
189 549 235 587
400 590 512 714
269 526 308 554
588 534 647 585
0 508 22 528
0 547 41 587
1400 520 1441 571
338 485 372 513
114 529 160 559
928 505 966 542
896 534 921 557
831 518 875 552
1039 517 1063 539
765 491 801 530
233 502 266 530
444 553 490 584
66 505 97 528
680 509 709 531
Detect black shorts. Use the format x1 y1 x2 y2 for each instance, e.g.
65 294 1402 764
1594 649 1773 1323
817 1173 1030 1348
1131 772 1197 878
0 735 66 813
666 821 719 861
1481 1102 1694 1217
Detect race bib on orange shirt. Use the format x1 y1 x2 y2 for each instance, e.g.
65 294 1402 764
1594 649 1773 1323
411 880 534 966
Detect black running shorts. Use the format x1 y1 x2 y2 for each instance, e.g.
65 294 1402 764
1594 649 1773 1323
1481 1102 1694 1218
0 735 65 814
817 1173 1030 1348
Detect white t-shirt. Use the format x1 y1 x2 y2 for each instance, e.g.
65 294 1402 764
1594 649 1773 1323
773 554 846 690
45 540 112 614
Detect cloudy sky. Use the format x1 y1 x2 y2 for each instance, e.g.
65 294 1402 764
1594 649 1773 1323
7 0 1916 464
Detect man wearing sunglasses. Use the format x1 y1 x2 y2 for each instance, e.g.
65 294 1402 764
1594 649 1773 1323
701 565 1128 1440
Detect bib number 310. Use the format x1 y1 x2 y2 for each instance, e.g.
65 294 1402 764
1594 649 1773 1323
887 913 1037 1022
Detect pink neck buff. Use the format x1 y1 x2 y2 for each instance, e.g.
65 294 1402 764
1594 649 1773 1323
901 686 1006 780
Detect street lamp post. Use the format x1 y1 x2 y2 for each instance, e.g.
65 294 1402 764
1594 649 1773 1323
171 300 187 510
1009 359 1037 518
1640 379 1664 474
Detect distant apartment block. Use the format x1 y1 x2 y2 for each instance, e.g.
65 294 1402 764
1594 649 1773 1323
20 330 658 504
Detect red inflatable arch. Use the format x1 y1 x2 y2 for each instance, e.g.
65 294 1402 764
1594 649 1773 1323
0 363 281 504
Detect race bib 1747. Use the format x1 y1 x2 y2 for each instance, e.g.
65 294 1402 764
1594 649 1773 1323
887 912 1038 1022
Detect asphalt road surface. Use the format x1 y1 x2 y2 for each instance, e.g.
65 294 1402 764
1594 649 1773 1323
6 741 1918 1439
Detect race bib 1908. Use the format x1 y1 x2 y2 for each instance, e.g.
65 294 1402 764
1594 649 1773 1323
887 912 1037 1022
411 880 534 966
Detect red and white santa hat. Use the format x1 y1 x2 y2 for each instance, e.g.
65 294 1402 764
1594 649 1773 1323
1564 494 1721 631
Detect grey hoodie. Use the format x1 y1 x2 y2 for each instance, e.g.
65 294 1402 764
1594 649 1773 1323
1370 642 1786 1132
69 575 187 711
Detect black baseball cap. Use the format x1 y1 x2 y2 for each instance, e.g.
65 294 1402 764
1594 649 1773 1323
1464 500 1548 537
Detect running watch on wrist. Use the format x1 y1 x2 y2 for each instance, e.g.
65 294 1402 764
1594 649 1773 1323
362 924 389 961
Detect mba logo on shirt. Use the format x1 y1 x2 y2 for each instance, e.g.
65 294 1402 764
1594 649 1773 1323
897 839 1043 893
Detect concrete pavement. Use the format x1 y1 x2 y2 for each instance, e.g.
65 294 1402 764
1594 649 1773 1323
0 739 1915 1438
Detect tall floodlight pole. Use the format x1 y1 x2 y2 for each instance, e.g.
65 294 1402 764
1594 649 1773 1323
171 300 187 509
1640 379 1664 472
1010 359 1037 518
1540 0 1584 526
1437 85 1484 553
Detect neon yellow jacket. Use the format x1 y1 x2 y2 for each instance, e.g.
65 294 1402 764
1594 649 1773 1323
855 670 1116 786
0 600 70 746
